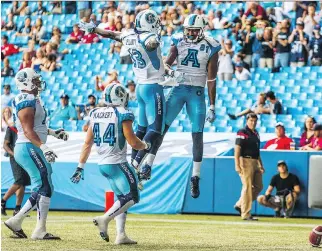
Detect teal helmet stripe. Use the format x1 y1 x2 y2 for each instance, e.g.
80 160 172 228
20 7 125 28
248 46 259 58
105 84 114 103
135 11 144 28
189 14 197 26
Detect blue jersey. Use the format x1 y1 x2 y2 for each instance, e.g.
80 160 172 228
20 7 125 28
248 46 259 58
310 36 322 59
89 106 134 165
121 30 165 84
170 33 221 87
12 93 48 144
290 33 309 62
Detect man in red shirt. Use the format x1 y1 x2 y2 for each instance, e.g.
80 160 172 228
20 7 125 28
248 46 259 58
243 2 267 22
81 33 100 44
1 35 19 57
264 122 293 150
66 24 84 44
301 123 322 151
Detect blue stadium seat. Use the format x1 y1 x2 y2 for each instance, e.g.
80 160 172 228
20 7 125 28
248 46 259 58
292 93 307 100
314 100 322 107
303 107 319 116
298 99 313 108
280 79 295 87
287 107 303 115
282 99 297 108
216 126 232 133
63 121 77 132
49 120 63 130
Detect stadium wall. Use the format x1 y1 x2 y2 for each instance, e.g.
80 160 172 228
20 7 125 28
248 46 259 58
1 151 321 218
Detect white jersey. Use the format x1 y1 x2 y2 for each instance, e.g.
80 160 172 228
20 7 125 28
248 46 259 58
89 106 134 165
121 30 165 84
12 93 48 144
171 33 221 87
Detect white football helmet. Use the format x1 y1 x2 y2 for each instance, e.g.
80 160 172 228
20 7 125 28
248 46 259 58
183 14 206 43
134 9 161 35
14 68 46 92
103 83 129 107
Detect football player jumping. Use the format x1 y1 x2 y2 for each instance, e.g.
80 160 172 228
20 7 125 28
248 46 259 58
79 10 171 181
144 14 220 198
71 83 150 244
4 68 69 240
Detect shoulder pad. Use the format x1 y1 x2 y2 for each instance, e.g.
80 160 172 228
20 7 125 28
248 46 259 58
14 93 36 113
117 107 135 122
204 36 221 57
171 32 184 46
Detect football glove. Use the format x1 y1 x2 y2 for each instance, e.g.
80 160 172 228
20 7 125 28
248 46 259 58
169 70 185 84
206 106 216 123
40 144 58 164
265 194 272 201
78 20 97 33
48 128 69 141
70 167 84 184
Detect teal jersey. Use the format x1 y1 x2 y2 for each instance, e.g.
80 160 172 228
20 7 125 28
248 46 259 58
89 106 134 165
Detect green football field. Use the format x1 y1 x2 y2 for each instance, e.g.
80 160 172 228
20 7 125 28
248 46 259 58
1 211 321 251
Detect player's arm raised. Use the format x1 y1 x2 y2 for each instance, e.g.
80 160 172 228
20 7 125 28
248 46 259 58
19 107 57 163
206 52 219 123
123 120 150 150
71 126 94 183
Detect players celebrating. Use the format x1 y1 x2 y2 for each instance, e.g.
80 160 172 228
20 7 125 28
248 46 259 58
144 14 220 198
70 83 150 244
78 9 166 181
4 68 69 240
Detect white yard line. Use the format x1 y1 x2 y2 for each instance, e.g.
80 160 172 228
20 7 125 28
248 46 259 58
39 216 319 228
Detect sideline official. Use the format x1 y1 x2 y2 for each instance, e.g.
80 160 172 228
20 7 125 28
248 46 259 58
234 113 264 221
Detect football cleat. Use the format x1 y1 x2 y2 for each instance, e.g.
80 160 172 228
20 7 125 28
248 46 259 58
115 233 137 245
234 205 241 215
93 216 109 242
31 233 61 240
4 221 27 238
140 164 151 180
190 176 200 198
1 204 7 216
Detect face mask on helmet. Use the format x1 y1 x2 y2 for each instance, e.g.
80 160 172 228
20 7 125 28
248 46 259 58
32 75 46 92
184 27 204 43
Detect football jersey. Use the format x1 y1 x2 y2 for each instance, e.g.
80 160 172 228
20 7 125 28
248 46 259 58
89 106 134 165
121 30 165 84
12 93 48 144
171 33 221 87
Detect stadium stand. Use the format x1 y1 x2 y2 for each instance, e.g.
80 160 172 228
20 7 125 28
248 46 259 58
1 1 322 137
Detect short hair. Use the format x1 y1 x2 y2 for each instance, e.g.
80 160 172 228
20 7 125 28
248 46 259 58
265 91 276 100
246 113 258 120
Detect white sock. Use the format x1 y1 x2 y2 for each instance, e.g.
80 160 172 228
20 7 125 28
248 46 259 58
14 198 37 221
102 199 134 223
192 161 202 177
145 154 156 166
34 196 50 234
115 213 126 235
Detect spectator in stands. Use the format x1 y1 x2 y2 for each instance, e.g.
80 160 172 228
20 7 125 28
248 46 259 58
51 1 62 14
228 92 269 120
66 24 84 44
218 39 234 81
120 23 132 64
9 1 19 16
20 39 36 59
234 62 251 81
234 53 250 70
257 160 300 218
1 107 13 132
51 94 77 121
1 58 15 77
40 54 57 72
263 122 294 150
97 13 109 30
295 2 317 20
259 28 274 68
233 7 244 24
109 22 123 54
95 70 120 91
32 1 47 15
31 18 45 43
1 13 17 31
16 16 32 37
241 22 254 67
44 42 56 58
264 91 283 114
50 26 62 45
266 7 290 24
105 17 117 31
273 22 291 68
212 10 230 29
76 94 96 120
31 48 46 72
81 32 100 44
300 116 316 147
1 85 15 109
77 1 92 19
15 1 30 16
126 80 136 101
169 9 183 31
301 123 322 151
289 20 309 67
309 25 322 66
19 51 32 70
303 4 320 37
242 2 267 23
1 35 19 57
90 13 100 26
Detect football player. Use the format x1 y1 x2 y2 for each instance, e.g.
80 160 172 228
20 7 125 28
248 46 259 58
144 14 220 198
70 83 150 244
78 10 167 180
4 68 69 240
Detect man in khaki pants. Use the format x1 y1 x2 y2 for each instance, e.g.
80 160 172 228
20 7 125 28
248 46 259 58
234 113 264 221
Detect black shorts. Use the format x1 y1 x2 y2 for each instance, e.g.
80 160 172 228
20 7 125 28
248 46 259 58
10 157 31 186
